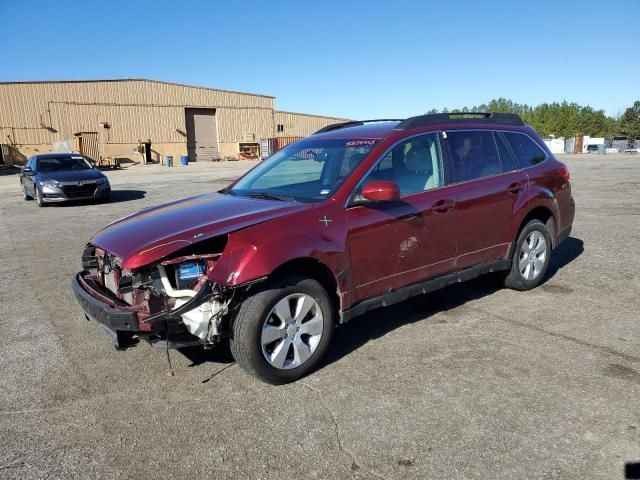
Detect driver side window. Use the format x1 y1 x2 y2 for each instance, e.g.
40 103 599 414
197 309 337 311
365 133 443 196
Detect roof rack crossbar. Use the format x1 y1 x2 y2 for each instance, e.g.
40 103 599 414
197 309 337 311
395 112 524 130
314 119 403 134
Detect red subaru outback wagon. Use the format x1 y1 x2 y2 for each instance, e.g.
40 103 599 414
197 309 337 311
72 113 575 384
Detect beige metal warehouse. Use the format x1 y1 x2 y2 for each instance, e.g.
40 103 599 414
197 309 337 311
0 79 348 166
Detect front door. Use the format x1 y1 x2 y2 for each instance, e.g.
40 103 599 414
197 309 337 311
22 158 37 195
345 133 458 304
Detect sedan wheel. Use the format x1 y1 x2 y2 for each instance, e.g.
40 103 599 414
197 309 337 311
36 189 46 207
261 293 324 370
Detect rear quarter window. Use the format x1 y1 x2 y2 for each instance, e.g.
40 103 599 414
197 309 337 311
502 132 547 169
494 132 518 172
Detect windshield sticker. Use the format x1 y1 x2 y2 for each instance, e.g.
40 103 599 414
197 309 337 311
346 140 376 147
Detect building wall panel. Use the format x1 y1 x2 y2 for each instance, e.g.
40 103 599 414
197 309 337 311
0 80 350 164
274 111 349 138
0 80 275 146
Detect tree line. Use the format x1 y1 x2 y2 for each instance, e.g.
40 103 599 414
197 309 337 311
426 99 640 143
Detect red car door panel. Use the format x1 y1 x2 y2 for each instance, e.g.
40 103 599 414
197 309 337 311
345 186 458 303
454 171 528 269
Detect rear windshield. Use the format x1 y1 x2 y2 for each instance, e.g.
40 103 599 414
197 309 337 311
229 138 378 202
37 156 92 172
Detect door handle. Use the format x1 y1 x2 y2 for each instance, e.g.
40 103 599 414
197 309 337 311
431 199 456 213
507 182 525 194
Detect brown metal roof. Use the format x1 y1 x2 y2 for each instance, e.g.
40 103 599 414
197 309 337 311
275 110 350 121
0 78 276 99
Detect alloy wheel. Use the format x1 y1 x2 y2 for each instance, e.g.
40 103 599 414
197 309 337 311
261 293 324 370
519 230 547 280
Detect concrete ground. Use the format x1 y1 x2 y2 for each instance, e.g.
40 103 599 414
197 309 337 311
0 154 638 479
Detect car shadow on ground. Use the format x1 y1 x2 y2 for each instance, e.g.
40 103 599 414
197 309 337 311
49 190 146 206
320 236 584 371
177 236 584 376
179 342 235 370
546 236 584 280
108 189 146 203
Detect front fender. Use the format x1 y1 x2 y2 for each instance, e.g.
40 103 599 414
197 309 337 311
209 220 348 288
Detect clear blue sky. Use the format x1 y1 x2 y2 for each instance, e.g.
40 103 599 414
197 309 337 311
1 0 638 119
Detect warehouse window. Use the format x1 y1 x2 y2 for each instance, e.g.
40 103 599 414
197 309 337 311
277 124 284 133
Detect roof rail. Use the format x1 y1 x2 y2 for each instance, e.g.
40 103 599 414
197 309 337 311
395 112 524 130
314 119 403 134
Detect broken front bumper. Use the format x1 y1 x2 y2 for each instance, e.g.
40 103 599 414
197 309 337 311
72 272 218 349
72 273 140 347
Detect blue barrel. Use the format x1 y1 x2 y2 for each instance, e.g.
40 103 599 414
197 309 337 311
180 155 189 166
166 155 173 167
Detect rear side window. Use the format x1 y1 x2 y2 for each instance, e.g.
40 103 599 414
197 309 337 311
502 132 547 168
444 131 502 183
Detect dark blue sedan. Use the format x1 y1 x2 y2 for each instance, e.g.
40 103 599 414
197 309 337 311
19 153 111 206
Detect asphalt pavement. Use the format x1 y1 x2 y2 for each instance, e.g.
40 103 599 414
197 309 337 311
0 155 638 479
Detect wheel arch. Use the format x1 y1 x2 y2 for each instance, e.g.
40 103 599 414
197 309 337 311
516 205 558 248
268 257 342 323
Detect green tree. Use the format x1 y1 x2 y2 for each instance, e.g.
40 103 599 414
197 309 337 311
426 98 621 138
619 101 640 144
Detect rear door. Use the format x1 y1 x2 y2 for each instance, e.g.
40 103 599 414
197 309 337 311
501 131 572 234
442 129 529 269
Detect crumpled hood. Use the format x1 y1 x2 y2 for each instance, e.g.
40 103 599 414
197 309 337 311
91 193 312 269
40 168 106 183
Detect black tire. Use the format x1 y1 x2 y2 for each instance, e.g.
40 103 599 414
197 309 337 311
501 219 551 291
35 188 46 207
230 276 334 384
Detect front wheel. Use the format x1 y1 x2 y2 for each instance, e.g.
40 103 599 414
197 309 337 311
230 276 334 384
501 219 551 290
35 188 46 207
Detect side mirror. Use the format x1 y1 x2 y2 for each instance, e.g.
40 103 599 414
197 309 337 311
362 180 401 202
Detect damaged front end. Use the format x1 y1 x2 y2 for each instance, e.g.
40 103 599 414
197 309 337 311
72 238 237 350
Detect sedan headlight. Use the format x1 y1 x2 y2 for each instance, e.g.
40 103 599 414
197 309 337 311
96 177 109 185
39 179 59 188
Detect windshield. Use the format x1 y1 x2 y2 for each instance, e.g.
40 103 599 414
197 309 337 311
37 156 92 172
229 138 378 202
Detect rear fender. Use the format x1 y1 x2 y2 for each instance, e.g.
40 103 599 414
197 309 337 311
506 185 560 245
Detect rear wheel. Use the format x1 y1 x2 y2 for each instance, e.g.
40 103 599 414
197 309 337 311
501 219 551 290
230 276 334 384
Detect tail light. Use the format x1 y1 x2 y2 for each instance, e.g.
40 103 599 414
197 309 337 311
559 165 571 182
